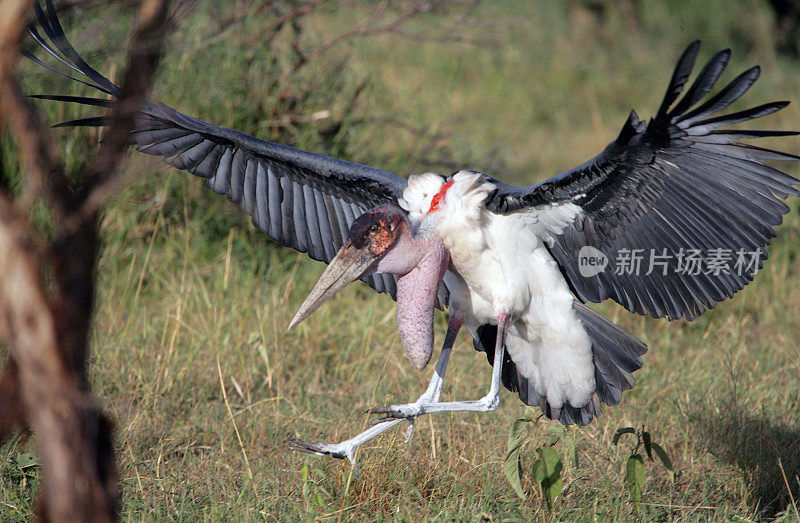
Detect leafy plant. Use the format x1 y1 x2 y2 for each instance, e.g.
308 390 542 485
503 416 532 498
503 417 567 510
612 426 676 503
3 449 40 492
532 445 564 510
300 462 331 513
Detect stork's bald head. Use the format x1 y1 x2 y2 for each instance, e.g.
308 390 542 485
288 205 407 329
347 205 405 256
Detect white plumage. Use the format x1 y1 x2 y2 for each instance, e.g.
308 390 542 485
402 170 595 409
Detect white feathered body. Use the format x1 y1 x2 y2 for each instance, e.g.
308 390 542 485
400 171 595 409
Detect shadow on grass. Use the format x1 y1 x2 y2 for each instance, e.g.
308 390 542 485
693 407 800 518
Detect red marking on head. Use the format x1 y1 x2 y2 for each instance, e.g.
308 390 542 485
427 181 454 214
368 217 398 255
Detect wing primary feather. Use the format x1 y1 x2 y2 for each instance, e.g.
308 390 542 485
264 164 282 239
227 149 246 204
676 66 761 125
165 139 215 171
687 100 789 130
28 94 114 107
314 190 336 262
140 132 202 157
668 48 731 117
52 116 109 128
43 0 120 95
133 128 191 147
324 194 347 247
301 184 325 261
207 147 233 195
654 40 702 120
241 159 257 218
23 36 113 96
195 144 225 180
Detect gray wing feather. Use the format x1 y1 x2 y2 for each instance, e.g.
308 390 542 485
137 111 404 300
27 0 407 299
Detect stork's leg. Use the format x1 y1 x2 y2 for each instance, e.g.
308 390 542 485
383 316 463 442
370 312 510 420
408 316 463 404
288 315 463 467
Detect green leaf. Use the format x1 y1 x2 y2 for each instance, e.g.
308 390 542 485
509 417 533 447
625 454 644 502
559 427 578 468
502 417 532 499
612 427 636 446
502 449 526 499
650 443 675 481
642 431 652 461
14 453 38 470
544 425 566 447
532 447 559 481
301 463 310 500
532 446 563 511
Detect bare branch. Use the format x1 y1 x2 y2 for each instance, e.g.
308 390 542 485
275 0 503 87
259 0 326 45
195 0 327 52
281 0 397 80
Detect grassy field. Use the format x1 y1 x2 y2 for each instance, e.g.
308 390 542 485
3 0 800 520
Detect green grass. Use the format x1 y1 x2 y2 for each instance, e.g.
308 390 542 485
3 1 800 520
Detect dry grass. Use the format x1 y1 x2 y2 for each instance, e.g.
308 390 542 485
2 1 800 520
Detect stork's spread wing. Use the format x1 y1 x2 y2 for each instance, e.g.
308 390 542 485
27 0 406 298
485 42 800 320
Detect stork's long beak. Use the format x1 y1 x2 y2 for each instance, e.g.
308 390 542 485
288 241 378 329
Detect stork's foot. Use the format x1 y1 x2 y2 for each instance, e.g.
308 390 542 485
369 394 502 422
288 438 355 461
288 417 406 473
289 437 361 478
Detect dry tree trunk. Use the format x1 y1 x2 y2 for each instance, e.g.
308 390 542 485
0 0 170 520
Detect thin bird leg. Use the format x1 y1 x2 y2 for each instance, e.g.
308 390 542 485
410 315 463 404
371 311 510 420
288 315 463 467
382 315 463 442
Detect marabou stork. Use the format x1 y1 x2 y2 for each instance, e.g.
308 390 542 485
28 1 799 465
